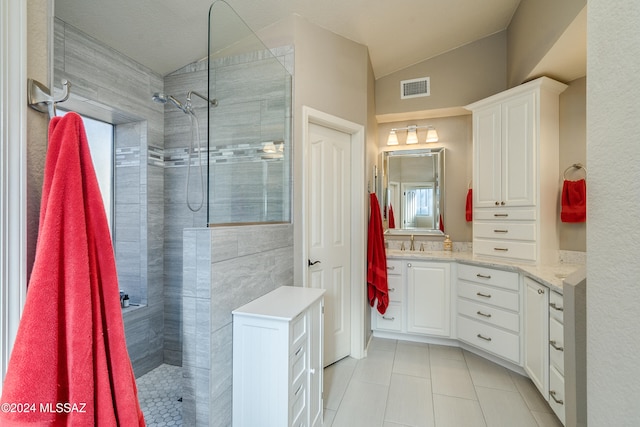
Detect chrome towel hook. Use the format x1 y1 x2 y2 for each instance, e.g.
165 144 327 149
27 78 71 118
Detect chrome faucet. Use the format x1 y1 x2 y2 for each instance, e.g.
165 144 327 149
410 234 415 251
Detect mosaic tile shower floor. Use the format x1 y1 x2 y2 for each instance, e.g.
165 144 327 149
137 364 182 426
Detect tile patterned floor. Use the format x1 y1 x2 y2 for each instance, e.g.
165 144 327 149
135 338 563 427
323 338 564 427
136 364 183 426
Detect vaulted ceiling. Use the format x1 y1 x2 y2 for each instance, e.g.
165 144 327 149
55 0 524 78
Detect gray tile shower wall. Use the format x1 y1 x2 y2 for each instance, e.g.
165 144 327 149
162 46 293 366
54 18 165 377
182 224 294 427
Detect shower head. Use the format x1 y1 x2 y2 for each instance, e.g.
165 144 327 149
152 92 190 113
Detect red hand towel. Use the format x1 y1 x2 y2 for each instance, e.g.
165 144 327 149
561 179 587 223
439 214 445 232
388 204 396 229
0 113 145 426
367 193 389 315
465 188 473 221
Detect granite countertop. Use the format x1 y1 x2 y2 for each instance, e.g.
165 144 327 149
386 249 584 294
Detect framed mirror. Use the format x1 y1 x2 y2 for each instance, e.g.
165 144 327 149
379 148 445 235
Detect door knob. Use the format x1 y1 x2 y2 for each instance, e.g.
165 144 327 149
308 259 321 266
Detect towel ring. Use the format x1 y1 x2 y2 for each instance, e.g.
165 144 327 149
563 163 587 180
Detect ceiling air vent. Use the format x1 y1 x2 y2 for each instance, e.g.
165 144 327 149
401 77 430 99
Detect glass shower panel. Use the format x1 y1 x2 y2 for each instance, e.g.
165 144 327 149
207 1 292 225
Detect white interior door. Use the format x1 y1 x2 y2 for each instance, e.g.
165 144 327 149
307 122 352 366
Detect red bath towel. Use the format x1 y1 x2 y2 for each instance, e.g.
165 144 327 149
367 193 388 315
561 179 587 223
439 214 445 232
0 113 145 426
388 204 396 229
465 188 473 222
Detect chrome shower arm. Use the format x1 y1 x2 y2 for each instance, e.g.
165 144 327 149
187 90 218 107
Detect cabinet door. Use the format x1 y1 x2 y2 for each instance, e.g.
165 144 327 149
309 300 324 427
502 92 536 206
523 277 549 397
473 104 503 208
407 261 451 337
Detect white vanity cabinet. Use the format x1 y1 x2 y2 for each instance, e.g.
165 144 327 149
523 277 550 398
406 261 451 337
523 278 567 425
232 286 325 427
466 77 568 264
456 263 521 364
548 290 566 425
373 259 404 332
372 259 451 339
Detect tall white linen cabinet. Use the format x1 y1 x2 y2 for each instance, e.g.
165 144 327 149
466 77 568 264
232 286 326 427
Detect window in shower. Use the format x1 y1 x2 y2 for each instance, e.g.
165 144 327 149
57 110 114 233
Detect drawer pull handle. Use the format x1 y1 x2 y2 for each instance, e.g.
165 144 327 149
476 292 492 298
549 390 564 405
382 315 395 321
387 266 395 271
494 213 509 217
388 287 396 292
477 311 492 318
493 229 509 233
538 288 545 295
476 273 492 279
494 247 509 252
294 384 303 396
295 346 303 356
549 302 564 312
477 334 492 342
550 340 564 351
309 368 316 375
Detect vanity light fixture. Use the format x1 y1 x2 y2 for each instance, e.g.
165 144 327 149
387 130 399 145
386 125 439 145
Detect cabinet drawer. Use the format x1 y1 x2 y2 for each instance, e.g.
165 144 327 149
374 302 402 332
386 259 403 274
290 376 308 427
457 316 520 364
457 263 519 291
387 274 403 302
474 238 536 262
474 221 536 241
549 291 564 323
457 299 519 333
549 317 564 375
458 281 519 311
549 365 566 425
290 342 307 386
473 208 536 221
290 312 308 355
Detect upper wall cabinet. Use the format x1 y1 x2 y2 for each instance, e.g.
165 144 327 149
466 77 568 264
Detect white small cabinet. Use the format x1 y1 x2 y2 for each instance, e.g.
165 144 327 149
232 286 325 427
407 261 451 337
523 277 550 398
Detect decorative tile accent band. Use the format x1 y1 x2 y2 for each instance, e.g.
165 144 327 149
162 141 285 168
115 146 141 167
